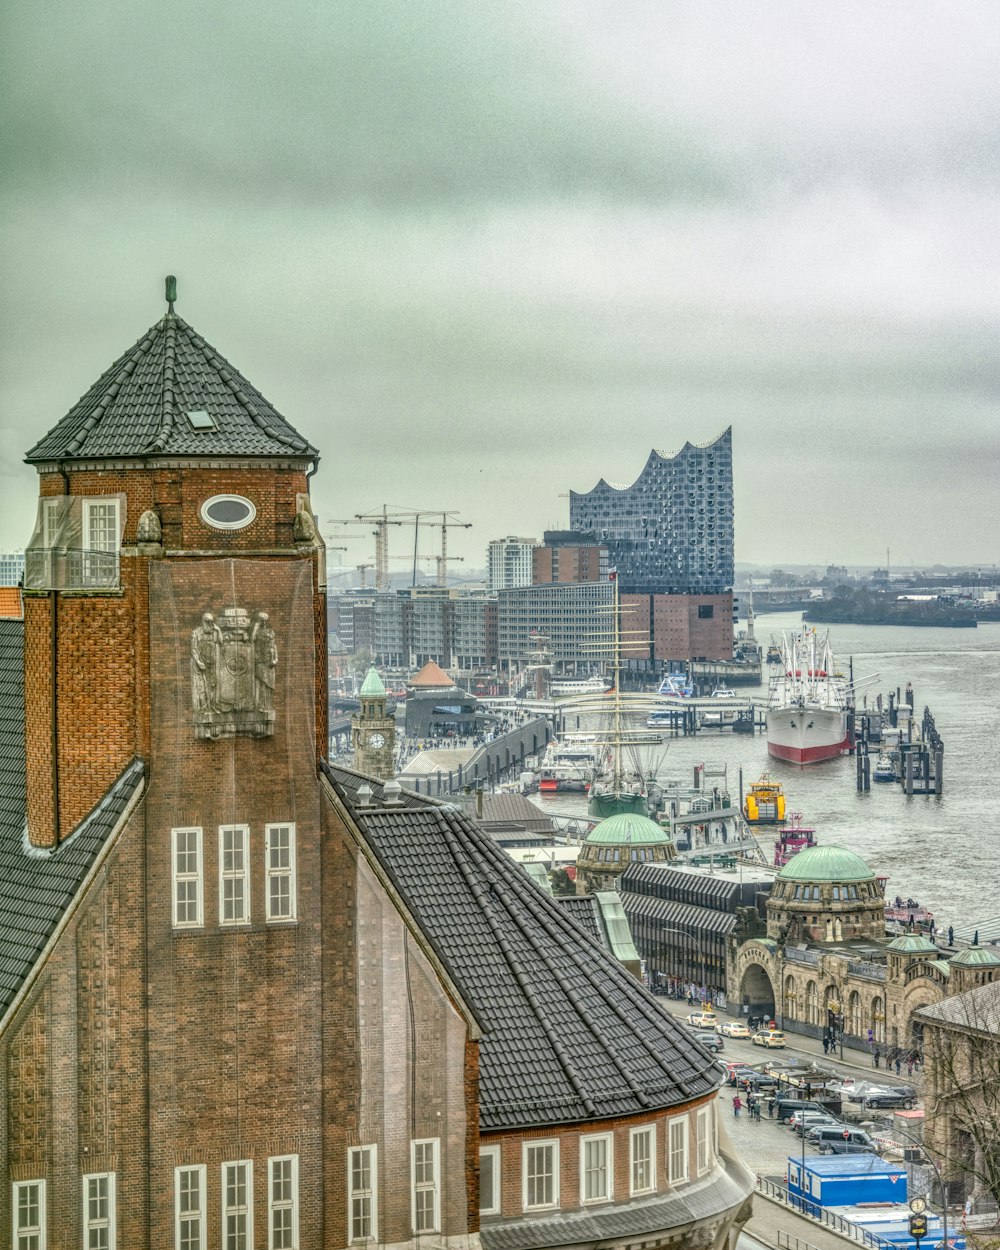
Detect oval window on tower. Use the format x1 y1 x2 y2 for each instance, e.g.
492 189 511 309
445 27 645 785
200 494 256 530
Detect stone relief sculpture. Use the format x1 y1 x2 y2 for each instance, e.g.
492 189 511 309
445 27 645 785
192 607 277 739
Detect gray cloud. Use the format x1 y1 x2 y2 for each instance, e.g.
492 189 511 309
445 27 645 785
2 2 999 569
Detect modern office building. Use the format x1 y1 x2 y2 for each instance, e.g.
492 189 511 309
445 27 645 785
0 551 25 587
569 429 734 596
487 535 538 591
497 581 613 671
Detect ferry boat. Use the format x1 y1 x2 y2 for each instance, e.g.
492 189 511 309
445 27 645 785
773 814 817 867
743 773 786 823
766 630 852 765
657 673 695 699
701 684 739 726
537 734 600 793
550 675 612 697
647 706 683 728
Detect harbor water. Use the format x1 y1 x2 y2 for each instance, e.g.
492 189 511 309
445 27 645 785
534 611 1000 932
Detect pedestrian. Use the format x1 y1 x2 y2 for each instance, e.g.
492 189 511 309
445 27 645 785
732 1094 742 1119
948 925 954 947
822 1034 830 1055
753 1100 762 1121
895 1053 902 1076
767 1093 776 1119
873 1047 881 1069
906 1057 914 1077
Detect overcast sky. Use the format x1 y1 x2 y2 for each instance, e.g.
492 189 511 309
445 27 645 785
2 1 998 575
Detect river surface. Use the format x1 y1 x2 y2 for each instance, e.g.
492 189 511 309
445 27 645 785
531 611 1000 933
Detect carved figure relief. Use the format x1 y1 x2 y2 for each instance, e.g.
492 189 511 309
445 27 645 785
191 607 277 739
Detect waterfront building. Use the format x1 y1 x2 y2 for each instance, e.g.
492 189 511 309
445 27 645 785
497 581 613 672
569 430 734 597
0 287 753 1245
330 587 497 673
532 529 608 584
487 534 538 591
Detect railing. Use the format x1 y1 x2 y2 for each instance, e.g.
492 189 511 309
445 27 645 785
776 1233 821 1250
24 547 120 591
847 960 886 982
783 947 820 966
755 1175 894 1248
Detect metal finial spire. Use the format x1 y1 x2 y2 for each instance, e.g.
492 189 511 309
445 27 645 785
165 275 177 313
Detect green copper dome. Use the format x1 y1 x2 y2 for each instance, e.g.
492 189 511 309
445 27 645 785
359 667 386 698
887 934 938 954
776 845 875 883
585 812 671 847
950 945 1000 967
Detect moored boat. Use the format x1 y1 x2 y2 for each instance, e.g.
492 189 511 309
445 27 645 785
766 630 852 765
773 813 817 867
743 772 786 823
872 753 896 782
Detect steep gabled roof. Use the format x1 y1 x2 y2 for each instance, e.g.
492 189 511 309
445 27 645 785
323 763 720 1131
26 310 317 464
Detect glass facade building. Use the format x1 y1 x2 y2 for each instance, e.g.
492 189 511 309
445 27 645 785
569 429 733 595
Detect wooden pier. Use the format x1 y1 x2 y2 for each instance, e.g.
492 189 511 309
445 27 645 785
855 687 943 795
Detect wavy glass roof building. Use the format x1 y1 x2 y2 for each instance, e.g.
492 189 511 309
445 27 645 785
569 429 734 595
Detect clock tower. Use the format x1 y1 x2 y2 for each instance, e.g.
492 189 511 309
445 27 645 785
351 666 396 780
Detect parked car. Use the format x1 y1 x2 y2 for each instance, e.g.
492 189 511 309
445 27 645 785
776 1097 838 1124
727 1066 757 1087
862 1090 917 1110
751 1029 787 1048
807 1126 877 1154
685 1011 719 1029
790 1113 844 1137
717 1021 752 1039
693 1031 724 1052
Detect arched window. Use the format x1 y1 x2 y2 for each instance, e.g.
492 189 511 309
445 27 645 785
806 980 820 1027
871 996 886 1045
848 991 862 1037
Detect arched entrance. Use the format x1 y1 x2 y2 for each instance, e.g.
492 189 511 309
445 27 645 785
740 963 775 1022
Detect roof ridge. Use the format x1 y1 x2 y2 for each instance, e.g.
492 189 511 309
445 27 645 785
64 328 158 457
181 320 310 454
433 812 598 1117
439 806 709 1095
146 313 178 454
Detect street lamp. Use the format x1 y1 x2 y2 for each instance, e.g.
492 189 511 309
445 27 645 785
886 1122 950 1250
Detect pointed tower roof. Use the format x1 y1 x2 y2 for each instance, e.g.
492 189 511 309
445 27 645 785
408 660 456 689
26 279 318 465
359 667 386 699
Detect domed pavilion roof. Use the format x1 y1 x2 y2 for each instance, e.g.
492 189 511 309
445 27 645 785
585 812 671 847
776 844 875 883
359 667 386 698
950 945 1000 968
886 934 938 954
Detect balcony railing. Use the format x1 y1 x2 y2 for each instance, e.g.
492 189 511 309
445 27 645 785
25 547 120 592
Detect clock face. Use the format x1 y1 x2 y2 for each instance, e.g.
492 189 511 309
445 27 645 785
368 732 386 749
909 1198 927 1214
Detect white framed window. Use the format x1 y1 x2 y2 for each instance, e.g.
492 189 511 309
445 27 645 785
668 1116 689 1185
479 1145 501 1216
348 1145 378 1242
83 1172 116 1250
219 825 250 925
696 1107 712 1174
172 827 204 928
268 1155 299 1249
411 1138 441 1234
522 1140 558 1211
13 1180 46 1250
265 823 297 921
222 1160 253 1250
175 1165 206 1250
82 497 121 585
580 1132 612 1204
630 1124 656 1196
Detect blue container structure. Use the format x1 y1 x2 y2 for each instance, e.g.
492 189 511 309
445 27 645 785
788 1155 909 1209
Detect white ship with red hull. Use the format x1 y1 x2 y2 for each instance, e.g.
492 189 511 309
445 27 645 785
766 631 851 765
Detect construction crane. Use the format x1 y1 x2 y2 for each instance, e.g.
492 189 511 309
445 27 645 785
327 506 472 590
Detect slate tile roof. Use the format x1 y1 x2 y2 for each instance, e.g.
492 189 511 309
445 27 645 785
322 762 721 1131
26 313 318 464
0 623 145 1019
